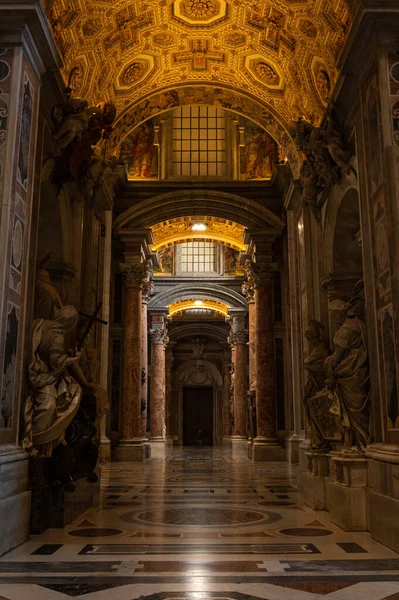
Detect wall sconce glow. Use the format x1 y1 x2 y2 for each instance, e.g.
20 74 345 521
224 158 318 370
192 223 207 231
194 300 204 306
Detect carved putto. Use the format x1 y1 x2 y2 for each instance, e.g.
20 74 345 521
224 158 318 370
293 109 353 220
42 90 118 212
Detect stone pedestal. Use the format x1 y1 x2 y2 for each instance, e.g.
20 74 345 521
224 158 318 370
114 263 149 462
149 326 168 443
302 450 330 509
0 447 31 556
329 455 367 531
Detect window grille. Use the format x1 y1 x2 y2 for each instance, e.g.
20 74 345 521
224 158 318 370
172 105 226 177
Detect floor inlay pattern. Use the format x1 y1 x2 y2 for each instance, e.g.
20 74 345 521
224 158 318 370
1 447 399 600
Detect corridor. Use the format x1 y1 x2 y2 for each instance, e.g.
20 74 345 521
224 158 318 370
0 448 399 600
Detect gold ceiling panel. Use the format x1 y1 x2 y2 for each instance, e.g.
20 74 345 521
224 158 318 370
48 0 357 126
151 216 246 251
169 299 229 316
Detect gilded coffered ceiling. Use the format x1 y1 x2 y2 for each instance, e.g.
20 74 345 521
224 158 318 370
49 0 357 128
151 216 246 251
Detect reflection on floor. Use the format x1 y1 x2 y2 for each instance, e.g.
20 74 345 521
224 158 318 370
1 446 399 599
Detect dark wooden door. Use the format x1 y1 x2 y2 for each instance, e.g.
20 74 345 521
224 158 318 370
183 387 213 446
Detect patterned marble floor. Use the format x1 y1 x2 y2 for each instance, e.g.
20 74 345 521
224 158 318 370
1 446 399 600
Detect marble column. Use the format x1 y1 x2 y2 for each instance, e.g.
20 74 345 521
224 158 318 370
114 263 149 462
228 316 248 443
251 262 284 461
242 277 256 391
99 210 113 463
150 327 169 444
141 280 154 447
222 348 232 443
165 344 175 445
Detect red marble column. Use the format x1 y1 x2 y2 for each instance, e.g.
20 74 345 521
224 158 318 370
252 262 282 461
114 263 149 462
141 280 153 441
242 278 256 391
223 349 232 441
165 344 176 443
229 327 248 441
150 328 168 441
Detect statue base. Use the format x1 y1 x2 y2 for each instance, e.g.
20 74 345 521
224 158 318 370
328 454 367 531
302 450 330 510
29 457 98 534
252 438 286 462
113 439 151 462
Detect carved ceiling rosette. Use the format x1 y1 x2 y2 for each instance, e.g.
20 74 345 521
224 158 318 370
150 328 169 346
120 263 151 288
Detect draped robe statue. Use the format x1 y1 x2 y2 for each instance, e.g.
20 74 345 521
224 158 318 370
303 320 331 449
325 294 370 454
22 306 83 457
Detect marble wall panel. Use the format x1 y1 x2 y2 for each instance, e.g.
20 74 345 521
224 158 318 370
0 54 39 445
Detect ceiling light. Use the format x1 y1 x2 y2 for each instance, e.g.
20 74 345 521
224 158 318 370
192 223 207 231
194 300 204 306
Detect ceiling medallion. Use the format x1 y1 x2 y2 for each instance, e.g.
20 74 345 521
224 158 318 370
184 0 217 19
117 55 155 90
254 61 279 86
121 62 146 85
172 0 228 27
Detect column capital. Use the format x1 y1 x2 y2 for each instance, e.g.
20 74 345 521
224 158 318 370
142 278 154 302
242 277 255 304
228 330 248 346
120 262 150 288
150 328 169 346
248 261 279 287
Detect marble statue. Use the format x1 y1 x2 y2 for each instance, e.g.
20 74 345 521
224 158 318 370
293 112 353 220
300 161 321 222
191 337 205 360
303 320 331 449
34 253 63 320
22 306 86 457
325 287 370 454
83 152 118 205
52 98 111 153
74 317 109 448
